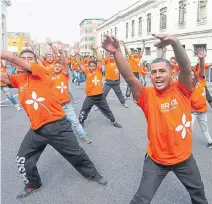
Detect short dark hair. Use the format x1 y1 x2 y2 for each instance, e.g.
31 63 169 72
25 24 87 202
170 57 176 61
151 58 172 69
55 60 62 65
19 49 37 60
88 59 97 66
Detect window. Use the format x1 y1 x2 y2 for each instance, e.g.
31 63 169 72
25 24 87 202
88 44 93 49
132 20 135 37
13 42 17 46
182 45 185 49
126 22 129 38
147 14 151 33
193 44 206 56
87 28 93 33
85 44 87 49
138 17 142 35
197 0 207 23
88 36 95 41
111 29 113 35
107 31 109 35
115 27 117 37
145 47 151 55
160 7 167 30
85 36 88 41
101 34 103 42
179 0 186 26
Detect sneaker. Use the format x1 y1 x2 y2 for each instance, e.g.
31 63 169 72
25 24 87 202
207 143 212 149
113 122 122 128
15 104 22 111
82 135 92 144
16 183 42 199
123 103 129 108
90 173 107 186
124 96 129 100
94 107 99 111
72 100 77 104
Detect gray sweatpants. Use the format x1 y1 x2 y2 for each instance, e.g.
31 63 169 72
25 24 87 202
103 80 125 104
130 154 208 204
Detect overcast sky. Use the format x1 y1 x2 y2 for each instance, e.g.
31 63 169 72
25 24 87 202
7 0 138 44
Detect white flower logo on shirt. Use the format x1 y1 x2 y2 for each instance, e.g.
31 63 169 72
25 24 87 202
175 114 191 139
114 68 119 74
25 91 52 115
56 81 67 93
92 76 100 86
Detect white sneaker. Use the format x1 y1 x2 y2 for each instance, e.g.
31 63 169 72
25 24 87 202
94 107 99 111
123 103 129 108
15 104 22 111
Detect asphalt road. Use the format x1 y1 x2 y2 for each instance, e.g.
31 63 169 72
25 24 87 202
1 80 212 204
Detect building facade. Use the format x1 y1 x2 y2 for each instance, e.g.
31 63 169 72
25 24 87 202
1 0 12 50
8 32 30 55
79 18 105 56
97 0 212 82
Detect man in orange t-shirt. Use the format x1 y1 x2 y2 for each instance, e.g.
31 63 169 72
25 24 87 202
191 49 212 148
103 52 128 108
50 58 91 144
193 61 212 108
170 57 180 82
74 44 122 128
139 60 149 86
121 40 145 98
102 34 208 204
0 49 107 199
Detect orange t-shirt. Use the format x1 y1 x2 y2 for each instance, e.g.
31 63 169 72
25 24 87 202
191 76 207 112
9 64 65 130
43 60 56 73
51 72 71 105
105 58 119 80
84 67 103 96
137 82 192 165
129 55 142 73
194 64 211 76
0 63 7 86
140 66 148 77
71 57 79 71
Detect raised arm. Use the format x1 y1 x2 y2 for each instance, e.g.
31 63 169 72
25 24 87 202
120 40 130 56
0 72 11 85
93 44 102 62
1 51 31 72
197 48 206 77
46 37 60 61
102 35 143 101
73 42 85 73
29 41 44 64
153 34 192 90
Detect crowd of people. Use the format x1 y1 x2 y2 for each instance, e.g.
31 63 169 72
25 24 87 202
1 33 212 203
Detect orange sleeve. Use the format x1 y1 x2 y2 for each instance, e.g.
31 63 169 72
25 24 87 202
31 63 48 78
176 81 192 98
104 58 110 64
197 75 206 85
205 64 211 70
8 74 20 88
137 87 150 113
129 55 133 60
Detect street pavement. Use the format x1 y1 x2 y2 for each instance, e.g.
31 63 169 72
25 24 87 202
1 80 212 204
